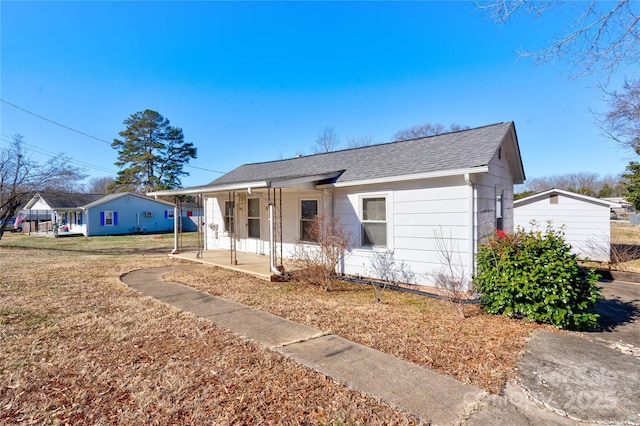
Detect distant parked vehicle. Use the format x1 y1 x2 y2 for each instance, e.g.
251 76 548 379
1 215 24 233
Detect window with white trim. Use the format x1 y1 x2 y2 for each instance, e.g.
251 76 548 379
361 197 386 247
101 211 116 226
300 199 318 241
224 200 234 233
247 198 260 239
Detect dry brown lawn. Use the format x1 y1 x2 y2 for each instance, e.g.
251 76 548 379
1 232 543 425
610 221 640 272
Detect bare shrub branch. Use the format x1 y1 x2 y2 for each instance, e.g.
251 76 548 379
367 250 415 303
433 226 472 318
292 213 350 291
587 233 640 271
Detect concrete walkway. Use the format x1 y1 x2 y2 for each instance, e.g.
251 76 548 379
121 265 640 425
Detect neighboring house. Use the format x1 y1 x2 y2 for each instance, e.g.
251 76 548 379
149 122 525 289
177 202 202 232
513 188 621 262
22 192 176 236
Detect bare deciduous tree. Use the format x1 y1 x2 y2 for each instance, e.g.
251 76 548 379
345 134 373 149
85 176 114 194
393 123 469 141
597 78 640 154
0 134 86 240
313 127 340 153
516 172 625 198
477 0 640 79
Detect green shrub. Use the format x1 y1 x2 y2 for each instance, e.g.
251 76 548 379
473 225 601 330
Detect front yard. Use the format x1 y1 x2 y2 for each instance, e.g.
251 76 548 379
6 220 635 423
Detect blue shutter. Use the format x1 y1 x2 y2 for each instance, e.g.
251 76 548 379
113 211 118 225
100 211 105 226
165 210 168 218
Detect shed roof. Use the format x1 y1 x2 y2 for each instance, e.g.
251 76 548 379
514 188 622 208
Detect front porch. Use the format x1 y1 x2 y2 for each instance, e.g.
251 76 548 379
169 249 297 281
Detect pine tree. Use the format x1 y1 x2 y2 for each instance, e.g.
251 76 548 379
622 161 640 210
110 110 197 193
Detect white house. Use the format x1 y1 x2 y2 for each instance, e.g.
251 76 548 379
149 122 525 288
23 192 177 236
513 188 621 262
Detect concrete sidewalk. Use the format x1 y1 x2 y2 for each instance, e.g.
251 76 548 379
121 265 639 425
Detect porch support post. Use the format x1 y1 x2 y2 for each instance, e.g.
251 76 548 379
269 201 283 277
464 173 475 287
171 205 179 254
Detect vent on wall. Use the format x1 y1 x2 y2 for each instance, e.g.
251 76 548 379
144 211 153 217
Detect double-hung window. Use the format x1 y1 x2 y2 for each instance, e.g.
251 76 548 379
300 199 318 241
361 197 386 247
224 200 234 234
247 198 260 239
101 211 117 226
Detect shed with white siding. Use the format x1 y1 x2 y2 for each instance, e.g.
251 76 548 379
513 188 620 262
149 122 525 289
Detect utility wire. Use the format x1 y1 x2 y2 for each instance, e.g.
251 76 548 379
1 98 112 145
1 98 226 175
0 135 117 174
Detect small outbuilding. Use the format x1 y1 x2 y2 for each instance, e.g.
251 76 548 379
513 188 621 262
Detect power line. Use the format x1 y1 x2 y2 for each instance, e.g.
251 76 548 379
0 135 117 174
186 164 226 174
1 99 226 176
1 98 112 145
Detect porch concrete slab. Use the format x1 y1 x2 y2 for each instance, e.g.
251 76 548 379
168 249 300 280
277 334 482 425
169 250 274 279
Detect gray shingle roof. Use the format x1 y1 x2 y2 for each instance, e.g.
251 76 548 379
210 122 515 186
38 193 107 209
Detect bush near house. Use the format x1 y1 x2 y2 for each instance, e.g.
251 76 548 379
474 225 601 330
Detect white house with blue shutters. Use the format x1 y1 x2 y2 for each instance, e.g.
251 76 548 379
22 192 176 236
148 122 526 289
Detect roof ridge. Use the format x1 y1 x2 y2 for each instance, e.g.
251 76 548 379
236 121 509 168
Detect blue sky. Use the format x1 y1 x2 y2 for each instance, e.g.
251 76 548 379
1 1 635 189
